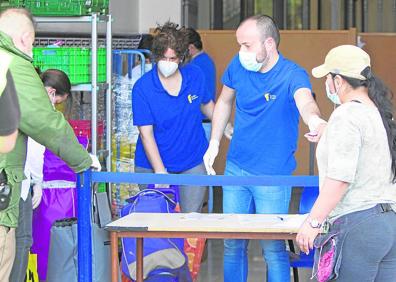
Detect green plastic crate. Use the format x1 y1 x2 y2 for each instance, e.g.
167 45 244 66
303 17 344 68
0 0 24 11
25 0 109 16
33 47 106 85
97 47 106 82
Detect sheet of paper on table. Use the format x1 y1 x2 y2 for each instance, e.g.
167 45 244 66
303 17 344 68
179 213 308 229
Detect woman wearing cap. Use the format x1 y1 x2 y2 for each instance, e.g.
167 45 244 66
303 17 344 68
296 45 396 281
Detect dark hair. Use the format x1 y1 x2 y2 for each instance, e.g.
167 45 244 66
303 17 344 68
185 27 202 50
240 15 280 48
138 34 153 59
152 21 189 64
40 69 73 117
333 68 396 182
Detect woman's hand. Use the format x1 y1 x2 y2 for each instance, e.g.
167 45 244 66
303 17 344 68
304 122 327 143
296 220 321 254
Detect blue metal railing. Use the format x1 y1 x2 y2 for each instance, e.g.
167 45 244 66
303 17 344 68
112 49 151 79
76 171 318 282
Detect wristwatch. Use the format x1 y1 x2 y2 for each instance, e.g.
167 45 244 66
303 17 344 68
308 218 322 229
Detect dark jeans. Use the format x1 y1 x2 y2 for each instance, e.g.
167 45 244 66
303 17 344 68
331 204 396 281
10 193 33 282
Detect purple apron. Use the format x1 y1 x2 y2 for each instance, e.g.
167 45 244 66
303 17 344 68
31 135 88 280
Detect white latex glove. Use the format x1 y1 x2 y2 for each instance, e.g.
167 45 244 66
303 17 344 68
90 154 102 171
224 122 234 140
32 183 42 209
305 115 327 143
203 139 219 175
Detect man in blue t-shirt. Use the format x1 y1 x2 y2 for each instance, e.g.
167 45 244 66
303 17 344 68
185 27 218 140
186 27 233 140
203 15 327 282
186 28 216 102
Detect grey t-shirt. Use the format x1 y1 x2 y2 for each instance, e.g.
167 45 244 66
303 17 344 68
316 101 396 221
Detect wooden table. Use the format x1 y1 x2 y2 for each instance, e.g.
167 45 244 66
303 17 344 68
106 213 307 282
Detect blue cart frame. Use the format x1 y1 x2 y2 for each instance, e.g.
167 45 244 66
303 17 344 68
76 171 318 281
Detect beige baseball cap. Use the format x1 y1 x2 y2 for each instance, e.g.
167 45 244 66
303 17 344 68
312 45 370 80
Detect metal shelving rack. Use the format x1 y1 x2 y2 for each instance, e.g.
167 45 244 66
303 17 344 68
35 14 112 170
35 14 113 282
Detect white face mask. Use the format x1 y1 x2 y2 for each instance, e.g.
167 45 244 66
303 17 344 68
144 63 153 73
239 51 263 72
325 82 341 105
158 60 178 78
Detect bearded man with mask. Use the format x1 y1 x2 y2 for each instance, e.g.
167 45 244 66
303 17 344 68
203 15 326 282
132 21 214 214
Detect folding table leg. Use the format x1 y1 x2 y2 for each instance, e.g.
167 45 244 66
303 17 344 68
111 232 119 282
136 238 144 282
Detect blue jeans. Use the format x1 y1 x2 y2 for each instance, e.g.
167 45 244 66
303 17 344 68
223 161 291 282
135 163 207 213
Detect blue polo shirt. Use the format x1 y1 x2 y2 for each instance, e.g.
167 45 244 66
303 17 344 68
132 64 211 172
222 53 312 175
190 52 216 101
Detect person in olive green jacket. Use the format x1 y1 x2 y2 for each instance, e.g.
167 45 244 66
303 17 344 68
0 8 99 281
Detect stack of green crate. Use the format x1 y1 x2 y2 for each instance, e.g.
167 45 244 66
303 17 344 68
0 0 24 11
33 47 106 85
24 0 109 16
97 47 106 82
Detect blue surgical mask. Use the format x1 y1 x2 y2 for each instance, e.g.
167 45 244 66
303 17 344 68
239 51 263 72
325 82 341 105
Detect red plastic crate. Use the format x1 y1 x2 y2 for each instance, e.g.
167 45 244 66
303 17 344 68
68 119 104 140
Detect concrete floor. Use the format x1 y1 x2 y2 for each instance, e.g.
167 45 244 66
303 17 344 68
196 187 313 282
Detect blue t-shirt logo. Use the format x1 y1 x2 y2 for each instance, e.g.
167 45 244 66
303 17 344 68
188 94 199 104
264 93 276 102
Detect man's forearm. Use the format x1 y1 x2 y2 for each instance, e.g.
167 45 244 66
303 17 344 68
210 99 232 142
300 100 322 125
